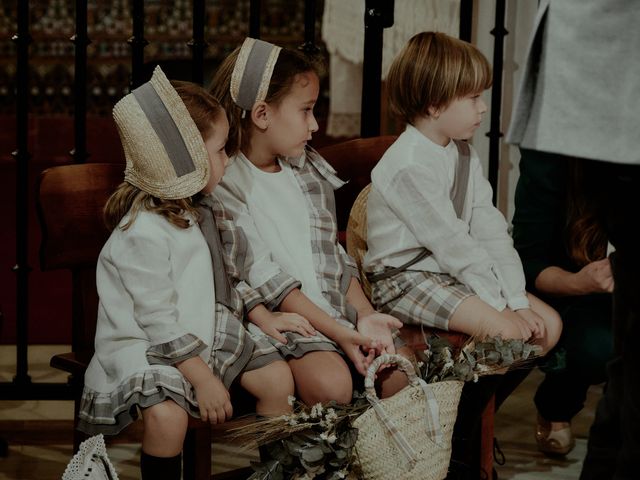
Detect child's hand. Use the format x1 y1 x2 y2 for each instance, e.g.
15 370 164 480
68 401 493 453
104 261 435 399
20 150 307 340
194 375 233 424
357 312 403 355
515 308 545 341
259 312 316 344
335 327 378 376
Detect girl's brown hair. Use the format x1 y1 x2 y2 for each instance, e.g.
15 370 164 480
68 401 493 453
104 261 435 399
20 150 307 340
565 160 607 266
104 81 224 232
387 31 492 125
208 45 321 156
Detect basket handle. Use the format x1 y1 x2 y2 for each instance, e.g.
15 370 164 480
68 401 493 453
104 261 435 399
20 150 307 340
364 353 421 398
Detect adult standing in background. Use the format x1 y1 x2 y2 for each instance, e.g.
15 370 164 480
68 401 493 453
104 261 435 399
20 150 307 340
506 1 640 478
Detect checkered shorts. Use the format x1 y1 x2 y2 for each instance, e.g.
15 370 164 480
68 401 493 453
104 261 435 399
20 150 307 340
370 270 474 331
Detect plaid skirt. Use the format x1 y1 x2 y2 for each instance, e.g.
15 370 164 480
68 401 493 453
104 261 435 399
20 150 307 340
370 270 474 331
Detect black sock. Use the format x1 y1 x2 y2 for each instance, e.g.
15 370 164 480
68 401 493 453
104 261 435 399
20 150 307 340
140 451 181 480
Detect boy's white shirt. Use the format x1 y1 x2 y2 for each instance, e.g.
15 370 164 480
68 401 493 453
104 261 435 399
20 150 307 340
364 124 530 312
217 153 341 318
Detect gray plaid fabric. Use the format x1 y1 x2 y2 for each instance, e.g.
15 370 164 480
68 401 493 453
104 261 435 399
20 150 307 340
284 146 359 326
371 270 473 330
145 333 207 366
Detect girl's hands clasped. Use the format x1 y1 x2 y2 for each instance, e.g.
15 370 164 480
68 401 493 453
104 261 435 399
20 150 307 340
357 312 403 355
335 327 378 376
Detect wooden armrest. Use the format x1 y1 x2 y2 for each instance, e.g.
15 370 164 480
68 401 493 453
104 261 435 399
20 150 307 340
50 352 93 375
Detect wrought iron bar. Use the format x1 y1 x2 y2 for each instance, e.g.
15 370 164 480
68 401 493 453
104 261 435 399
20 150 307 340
11 0 32 387
459 0 473 42
189 0 207 85
129 0 148 89
249 0 261 39
71 0 90 163
300 0 319 54
360 0 394 138
487 0 507 205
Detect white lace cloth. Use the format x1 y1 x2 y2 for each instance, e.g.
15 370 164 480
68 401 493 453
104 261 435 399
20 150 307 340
321 0 460 137
62 434 120 480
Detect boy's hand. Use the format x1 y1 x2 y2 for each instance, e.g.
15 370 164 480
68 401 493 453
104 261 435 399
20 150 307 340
357 312 403 355
515 308 544 340
335 327 378 376
258 312 316 344
194 375 233 424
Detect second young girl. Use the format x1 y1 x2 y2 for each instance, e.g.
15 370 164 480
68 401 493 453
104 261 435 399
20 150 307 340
77 67 293 479
210 38 410 405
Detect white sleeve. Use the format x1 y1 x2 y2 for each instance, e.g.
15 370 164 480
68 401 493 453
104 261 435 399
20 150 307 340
109 219 194 344
468 158 529 310
215 179 302 310
382 163 506 311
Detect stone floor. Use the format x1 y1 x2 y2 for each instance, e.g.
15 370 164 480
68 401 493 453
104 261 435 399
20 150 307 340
0 345 602 479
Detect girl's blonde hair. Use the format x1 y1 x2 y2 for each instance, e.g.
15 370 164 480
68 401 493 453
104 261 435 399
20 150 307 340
387 31 492 125
104 81 225 232
209 45 321 156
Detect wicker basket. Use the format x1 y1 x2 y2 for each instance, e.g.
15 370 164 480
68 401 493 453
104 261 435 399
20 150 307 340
346 183 372 297
353 354 463 480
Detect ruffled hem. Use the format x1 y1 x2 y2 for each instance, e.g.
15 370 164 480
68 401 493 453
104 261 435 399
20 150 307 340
268 331 342 359
146 333 207 366
77 368 200 436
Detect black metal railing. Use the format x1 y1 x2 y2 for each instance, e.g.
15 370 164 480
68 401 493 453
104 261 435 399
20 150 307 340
3 0 505 400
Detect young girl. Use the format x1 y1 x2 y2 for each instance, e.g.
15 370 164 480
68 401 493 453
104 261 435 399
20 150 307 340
363 32 561 353
77 67 293 479
210 38 410 406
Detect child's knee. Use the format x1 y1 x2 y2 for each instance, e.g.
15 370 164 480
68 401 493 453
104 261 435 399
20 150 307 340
300 369 353 405
143 400 188 435
255 360 294 399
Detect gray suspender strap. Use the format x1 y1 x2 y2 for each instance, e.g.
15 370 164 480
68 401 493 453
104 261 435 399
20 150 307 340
367 139 471 283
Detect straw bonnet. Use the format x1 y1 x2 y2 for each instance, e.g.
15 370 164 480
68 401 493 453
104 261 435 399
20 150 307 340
230 37 282 112
112 66 210 199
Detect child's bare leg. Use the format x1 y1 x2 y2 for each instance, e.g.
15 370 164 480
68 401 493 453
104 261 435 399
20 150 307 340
288 351 353 405
239 360 294 415
376 346 414 398
527 293 562 354
141 400 188 456
448 296 529 340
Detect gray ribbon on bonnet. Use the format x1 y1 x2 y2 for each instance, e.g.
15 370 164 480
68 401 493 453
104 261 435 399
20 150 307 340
197 195 234 310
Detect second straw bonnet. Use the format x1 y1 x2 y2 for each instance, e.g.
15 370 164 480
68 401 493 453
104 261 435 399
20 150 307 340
112 66 210 199
230 37 282 112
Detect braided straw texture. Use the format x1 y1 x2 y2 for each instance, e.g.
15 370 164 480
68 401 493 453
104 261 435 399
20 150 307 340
353 380 463 480
346 183 372 297
114 67 209 199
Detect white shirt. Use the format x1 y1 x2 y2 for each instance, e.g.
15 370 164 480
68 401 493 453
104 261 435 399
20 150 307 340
364 125 529 312
218 153 339 316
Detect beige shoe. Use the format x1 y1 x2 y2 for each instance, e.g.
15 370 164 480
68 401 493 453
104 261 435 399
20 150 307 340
535 414 575 456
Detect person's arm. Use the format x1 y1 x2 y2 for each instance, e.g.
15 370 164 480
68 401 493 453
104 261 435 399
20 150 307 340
247 303 316 343
111 215 206 364
345 277 402 354
535 259 614 296
468 157 529 310
279 288 376 375
176 356 232 424
215 179 301 311
381 163 504 310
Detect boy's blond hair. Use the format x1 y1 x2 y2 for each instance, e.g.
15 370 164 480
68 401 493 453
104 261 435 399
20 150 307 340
387 31 492 125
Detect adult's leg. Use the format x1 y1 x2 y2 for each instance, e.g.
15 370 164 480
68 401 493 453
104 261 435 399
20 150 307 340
288 351 354 405
581 161 640 480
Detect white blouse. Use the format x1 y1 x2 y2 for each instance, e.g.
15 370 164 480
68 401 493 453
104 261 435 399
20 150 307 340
218 153 339 317
364 125 529 312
